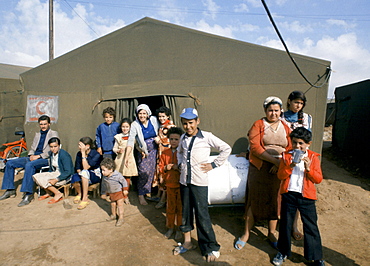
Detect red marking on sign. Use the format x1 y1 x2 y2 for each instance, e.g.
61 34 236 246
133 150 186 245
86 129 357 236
36 101 46 115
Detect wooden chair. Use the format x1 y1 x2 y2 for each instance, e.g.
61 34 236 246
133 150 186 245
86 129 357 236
55 179 72 198
36 166 72 198
88 183 100 198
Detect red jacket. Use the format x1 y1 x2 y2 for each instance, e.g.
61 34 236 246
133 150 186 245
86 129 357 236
159 148 180 188
248 119 292 170
277 149 323 200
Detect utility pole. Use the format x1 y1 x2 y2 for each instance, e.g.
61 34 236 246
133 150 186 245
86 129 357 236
49 0 54 60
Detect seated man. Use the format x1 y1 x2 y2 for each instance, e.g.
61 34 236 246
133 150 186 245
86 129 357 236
0 115 59 207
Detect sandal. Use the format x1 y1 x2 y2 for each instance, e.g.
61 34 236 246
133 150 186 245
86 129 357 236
77 201 89 210
47 197 63 204
38 194 51 201
292 231 303 241
234 237 246 250
146 196 160 202
173 244 196 255
270 241 278 250
73 195 81 204
115 218 124 227
268 232 278 250
106 215 116 221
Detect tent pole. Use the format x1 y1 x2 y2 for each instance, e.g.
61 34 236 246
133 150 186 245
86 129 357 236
49 0 54 60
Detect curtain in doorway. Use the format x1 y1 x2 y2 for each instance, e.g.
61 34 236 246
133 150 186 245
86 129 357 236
115 98 138 122
114 95 194 126
163 96 181 126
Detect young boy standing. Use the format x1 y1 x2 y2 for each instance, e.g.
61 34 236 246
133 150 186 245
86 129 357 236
158 127 183 240
101 158 128 227
175 108 231 262
96 107 120 159
273 127 325 266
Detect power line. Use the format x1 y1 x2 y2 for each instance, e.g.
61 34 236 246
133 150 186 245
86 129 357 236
66 1 370 22
261 0 331 89
61 0 99 37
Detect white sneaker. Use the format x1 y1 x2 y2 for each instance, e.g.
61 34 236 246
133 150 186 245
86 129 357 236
273 252 287 266
206 251 220 262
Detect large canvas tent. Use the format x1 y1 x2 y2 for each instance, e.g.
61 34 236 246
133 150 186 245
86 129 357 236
20 17 330 157
333 79 370 163
0 63 31 144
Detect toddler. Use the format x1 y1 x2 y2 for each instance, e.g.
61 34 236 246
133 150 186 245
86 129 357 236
101 158 128 227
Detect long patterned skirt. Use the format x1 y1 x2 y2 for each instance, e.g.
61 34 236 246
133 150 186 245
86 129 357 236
136 138 158 196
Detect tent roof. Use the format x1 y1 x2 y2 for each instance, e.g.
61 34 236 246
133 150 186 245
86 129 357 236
0 63 31 79
336 79 370 91
21 17 330 101
23 17 330 76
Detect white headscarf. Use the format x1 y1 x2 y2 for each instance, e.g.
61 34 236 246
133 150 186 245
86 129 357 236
263 96 283 109
136 104 152 116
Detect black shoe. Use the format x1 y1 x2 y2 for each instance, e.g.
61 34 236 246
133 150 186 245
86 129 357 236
0 190 16 200
18 193 34 207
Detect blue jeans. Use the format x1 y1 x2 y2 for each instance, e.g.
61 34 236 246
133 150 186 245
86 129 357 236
277 192 323 261
1 157 48 193
180 184 220 256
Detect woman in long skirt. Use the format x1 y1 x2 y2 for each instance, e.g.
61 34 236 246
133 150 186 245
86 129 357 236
125 104 160 205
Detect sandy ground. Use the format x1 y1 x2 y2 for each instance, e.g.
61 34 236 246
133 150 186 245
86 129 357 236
0 143 369 265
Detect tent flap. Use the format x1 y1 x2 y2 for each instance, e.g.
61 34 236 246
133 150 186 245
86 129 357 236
102 80 193 100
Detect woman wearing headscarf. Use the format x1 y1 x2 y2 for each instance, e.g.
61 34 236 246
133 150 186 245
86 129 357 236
235 96 292 250
125 104 160 205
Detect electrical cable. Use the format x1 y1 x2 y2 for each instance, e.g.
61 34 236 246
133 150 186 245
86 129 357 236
304 68 331 94
261 0 331 89
62 0 99 37
66 1 370 22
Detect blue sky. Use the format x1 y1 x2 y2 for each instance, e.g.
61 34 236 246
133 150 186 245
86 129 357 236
1 0 369 98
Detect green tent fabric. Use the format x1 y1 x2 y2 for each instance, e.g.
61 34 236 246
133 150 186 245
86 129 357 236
0 63 31 144
20 17 330 158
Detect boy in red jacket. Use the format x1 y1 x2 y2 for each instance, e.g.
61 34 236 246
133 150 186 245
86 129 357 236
158 127 184 239
273 127 325 266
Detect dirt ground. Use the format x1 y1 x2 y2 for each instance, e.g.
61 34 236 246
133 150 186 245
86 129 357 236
0 141 369 265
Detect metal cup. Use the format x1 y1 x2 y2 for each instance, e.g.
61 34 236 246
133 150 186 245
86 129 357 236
292 149 304 163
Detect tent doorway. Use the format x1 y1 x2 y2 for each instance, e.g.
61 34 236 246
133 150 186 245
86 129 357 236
114 95 192 126
114 96 164 122
137 96 164 117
